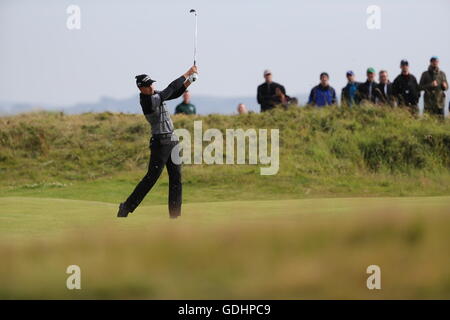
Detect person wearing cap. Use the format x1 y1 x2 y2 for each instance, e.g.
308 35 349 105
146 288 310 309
307 72 337 107
257 70 286 112
419 56 448 116
392 59 420 114
355 68 378 104
374 70 395 106
117 65 198 218
174 90 197 115
341 71 360 106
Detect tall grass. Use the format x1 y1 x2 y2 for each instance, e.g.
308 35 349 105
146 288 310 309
1 106 449 201
1 196 449 299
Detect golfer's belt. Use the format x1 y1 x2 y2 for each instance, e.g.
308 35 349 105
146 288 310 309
152 133 173 140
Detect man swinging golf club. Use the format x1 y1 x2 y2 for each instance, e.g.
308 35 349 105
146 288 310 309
118 9 199 218
116 65 198 218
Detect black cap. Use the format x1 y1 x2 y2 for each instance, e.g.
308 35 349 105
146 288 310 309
135 74 155 87
400 59 409 66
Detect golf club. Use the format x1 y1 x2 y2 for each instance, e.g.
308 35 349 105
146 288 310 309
189 9 198 81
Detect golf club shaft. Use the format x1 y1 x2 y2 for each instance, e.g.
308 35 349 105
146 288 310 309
193 11 197 66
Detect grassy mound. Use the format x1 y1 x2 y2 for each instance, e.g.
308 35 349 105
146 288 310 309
1 106 449 202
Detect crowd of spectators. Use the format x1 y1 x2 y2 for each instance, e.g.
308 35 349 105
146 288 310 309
256 57 448 117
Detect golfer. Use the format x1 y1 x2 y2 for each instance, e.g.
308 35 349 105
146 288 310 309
117 65 198 218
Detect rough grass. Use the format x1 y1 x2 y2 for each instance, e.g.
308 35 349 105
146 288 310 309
1 196 449 299
1 106 450 202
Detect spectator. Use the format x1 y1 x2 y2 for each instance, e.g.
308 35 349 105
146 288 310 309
237 103 248 114
419 56 448 116
355 68 378 104
257 69 286 112
274 87 294 109
341 71 359 106
307 72 337 107
174 90 196 115
374 70 395 106
392 59 420 114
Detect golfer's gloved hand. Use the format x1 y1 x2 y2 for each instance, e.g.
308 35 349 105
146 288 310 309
183 66 198 82
188 73 198 82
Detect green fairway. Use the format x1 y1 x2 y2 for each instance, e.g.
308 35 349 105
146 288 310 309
1 196 450 238
1 196 450 299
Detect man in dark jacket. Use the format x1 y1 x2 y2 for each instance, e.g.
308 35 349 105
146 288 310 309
341 71 359 106
374 70 395 106
355 68 378 104
257 69 286 112
392 59 420 114
117 65 198 219
308 72 337 107
419 56 448 116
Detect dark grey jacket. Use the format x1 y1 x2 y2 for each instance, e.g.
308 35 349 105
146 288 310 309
257 81 286 112
139 76 186 135
392 73 420 107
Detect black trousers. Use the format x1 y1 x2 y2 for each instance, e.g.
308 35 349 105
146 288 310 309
124 136 182 218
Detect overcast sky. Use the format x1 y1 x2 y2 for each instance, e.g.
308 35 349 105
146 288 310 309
1 0 449 107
